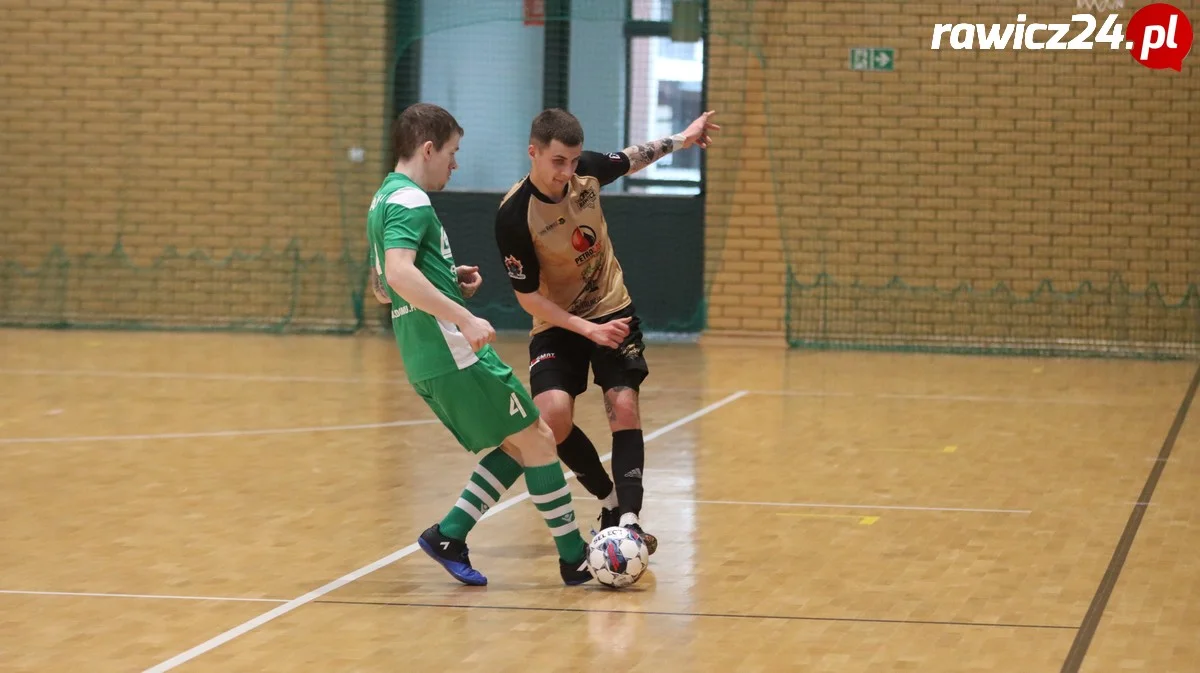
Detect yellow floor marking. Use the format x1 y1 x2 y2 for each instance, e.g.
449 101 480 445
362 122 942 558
776 513 880 525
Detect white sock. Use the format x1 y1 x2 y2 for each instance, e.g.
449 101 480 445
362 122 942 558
619 512 639 527
601 488 619 510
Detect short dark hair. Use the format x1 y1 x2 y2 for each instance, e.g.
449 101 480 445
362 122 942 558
529 108 584 148
391 103 464 162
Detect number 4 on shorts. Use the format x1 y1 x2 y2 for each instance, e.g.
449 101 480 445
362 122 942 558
509 392 527 417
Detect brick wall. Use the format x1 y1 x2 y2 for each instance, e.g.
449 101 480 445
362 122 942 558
705 0 1199 353
3 0 1195 348
0 0 386 329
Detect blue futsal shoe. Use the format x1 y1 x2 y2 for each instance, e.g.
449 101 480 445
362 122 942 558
417 524 487 586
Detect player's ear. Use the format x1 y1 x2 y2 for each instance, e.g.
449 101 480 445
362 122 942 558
421 140 434 159
528 144 537 161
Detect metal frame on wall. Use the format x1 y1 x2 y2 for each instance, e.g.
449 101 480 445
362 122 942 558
543 0 571 110
622 0 709 194
387 0 422 170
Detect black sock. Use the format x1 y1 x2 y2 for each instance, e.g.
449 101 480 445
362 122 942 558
611 429 645 516
556 425 614 501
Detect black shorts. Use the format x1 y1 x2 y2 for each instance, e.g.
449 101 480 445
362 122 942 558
528 304 649 398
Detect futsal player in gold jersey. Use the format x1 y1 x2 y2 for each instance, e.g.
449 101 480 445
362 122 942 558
494 108 719 554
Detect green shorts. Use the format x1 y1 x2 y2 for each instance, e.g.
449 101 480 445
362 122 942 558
412 347 539 453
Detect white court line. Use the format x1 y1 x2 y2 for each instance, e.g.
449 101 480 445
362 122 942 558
0 589 287 603
644 497 1031 515
644 387 1140 407
141 390 750 673
0 368 405 385
869 391 1138 406
749 389 1141 407
0 419 439 445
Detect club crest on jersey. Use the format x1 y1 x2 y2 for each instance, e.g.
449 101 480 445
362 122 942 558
576 188 597 210
504 255 526 280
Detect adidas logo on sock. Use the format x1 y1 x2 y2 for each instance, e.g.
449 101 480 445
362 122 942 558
624 468 642 479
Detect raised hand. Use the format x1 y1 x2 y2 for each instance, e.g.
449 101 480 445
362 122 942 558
682 110 720 150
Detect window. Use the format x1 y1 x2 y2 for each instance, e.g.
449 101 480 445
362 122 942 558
624 1 706 195
659 38 700 61
418 2 546 191
396 0 705 195
631 0 674 21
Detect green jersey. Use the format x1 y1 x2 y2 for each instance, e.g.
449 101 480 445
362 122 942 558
367 173 484 382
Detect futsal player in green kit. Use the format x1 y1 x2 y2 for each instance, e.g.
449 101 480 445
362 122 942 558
366 103 592 586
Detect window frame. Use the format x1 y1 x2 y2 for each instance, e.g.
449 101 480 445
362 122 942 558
622 2 709 195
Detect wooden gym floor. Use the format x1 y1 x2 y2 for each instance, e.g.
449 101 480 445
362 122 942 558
0 328 1197 672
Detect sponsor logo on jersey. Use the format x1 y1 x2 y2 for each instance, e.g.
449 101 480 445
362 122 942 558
390 304 416 320
580 257 602 281
576 188 597 210
568 294 601 315
571 225 601 265
574 246 601 266
570 225 597 252
539 216 567 236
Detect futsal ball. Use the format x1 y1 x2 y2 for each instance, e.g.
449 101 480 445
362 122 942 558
586 526 649 588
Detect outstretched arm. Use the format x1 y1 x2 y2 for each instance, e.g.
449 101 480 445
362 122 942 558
622 110 720 175
622 134 686 175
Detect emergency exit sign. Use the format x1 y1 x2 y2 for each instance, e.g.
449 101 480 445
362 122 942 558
850 47 894 72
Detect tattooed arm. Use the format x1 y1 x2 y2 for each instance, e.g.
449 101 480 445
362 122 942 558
622 133 688 175
621 110 720 176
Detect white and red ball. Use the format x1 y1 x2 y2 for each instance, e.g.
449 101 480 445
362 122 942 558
586 526 649 588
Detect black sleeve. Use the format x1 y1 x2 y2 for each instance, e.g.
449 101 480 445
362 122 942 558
494 193 541 293
575 150 630 187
